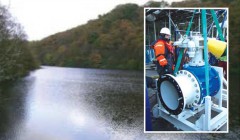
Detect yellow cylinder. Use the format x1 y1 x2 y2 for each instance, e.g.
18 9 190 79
207 39 227 58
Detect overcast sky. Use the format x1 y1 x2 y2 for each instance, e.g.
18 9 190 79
1 0 182 41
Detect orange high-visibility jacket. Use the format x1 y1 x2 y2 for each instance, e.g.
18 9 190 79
151 40 173 61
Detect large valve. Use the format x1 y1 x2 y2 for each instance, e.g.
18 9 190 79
159 34 221 115
159 70 201 115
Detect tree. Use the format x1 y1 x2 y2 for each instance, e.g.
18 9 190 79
29 4 144 70
0 4 38 82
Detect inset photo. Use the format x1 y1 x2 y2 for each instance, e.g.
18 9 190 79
144 8 228 132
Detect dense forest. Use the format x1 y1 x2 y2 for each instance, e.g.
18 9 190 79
0 5 38 82
29 0 239 73
29 4 144 70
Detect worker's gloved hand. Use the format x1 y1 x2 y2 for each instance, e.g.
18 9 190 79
166 44 174 54
158 55 168 66
169 48 174 54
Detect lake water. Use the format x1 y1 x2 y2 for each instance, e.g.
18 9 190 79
0 66 239 140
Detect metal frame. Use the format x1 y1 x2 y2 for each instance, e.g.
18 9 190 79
152 66 227 131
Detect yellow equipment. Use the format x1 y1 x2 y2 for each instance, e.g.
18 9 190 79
207 39 227 58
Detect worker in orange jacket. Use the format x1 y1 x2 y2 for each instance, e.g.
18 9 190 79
150 27 175 90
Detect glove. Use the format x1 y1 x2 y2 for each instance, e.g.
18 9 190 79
157 55 168 66
166 43 174 54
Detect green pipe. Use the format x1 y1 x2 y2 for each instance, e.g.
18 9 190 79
202 9 210 96
210 9 224 41
173 48 184 75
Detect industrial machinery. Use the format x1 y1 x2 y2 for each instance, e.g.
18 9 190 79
152 33 228 131
145 9 228 132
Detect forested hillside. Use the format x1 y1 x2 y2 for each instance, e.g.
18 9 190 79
0 5 38 82
30 4 143 70
29 0 239 73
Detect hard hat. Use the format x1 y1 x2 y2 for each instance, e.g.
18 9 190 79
160 27 171 35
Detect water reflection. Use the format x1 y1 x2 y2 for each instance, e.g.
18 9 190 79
0 66 144 140
0 79 31 140
18 67 117 140
0 66 238 140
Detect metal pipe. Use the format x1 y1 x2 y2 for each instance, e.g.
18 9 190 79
169 10 171 36
220 10 227 39
202 9 210 96
210 9 224 41
204 96 211 130
153 21 157 40
199 9 201 32
153 21 157 60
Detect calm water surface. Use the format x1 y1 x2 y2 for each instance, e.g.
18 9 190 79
0 66 145 140
0 66 239 140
